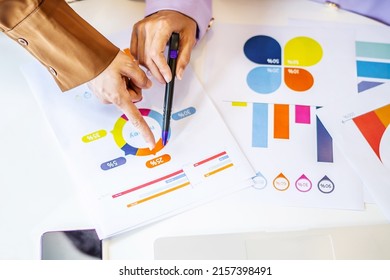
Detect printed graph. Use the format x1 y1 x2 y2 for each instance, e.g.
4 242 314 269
244 35 323 93
231 101 333 163
356 41 390 92
353 104 390 161
110 151 235 209
80 98 197 171
226 101 337 194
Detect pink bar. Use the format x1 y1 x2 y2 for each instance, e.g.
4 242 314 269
193 151 227 167
295 105 311 124
112 169 184 198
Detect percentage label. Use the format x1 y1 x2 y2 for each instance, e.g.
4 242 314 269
82 129 107 143
146 154 171 168
267 58 280 64
172 107 196 121
100 157 126 171
287 68 300 74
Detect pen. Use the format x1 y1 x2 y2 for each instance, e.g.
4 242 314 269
162 32 179 146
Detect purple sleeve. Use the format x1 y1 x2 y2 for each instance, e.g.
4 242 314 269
310 0 390 25
145 0 213 40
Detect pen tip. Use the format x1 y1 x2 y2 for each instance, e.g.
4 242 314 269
162 131 169 146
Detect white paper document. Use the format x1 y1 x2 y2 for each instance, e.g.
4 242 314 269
289 20 390 94
317 83 390 221
22 33 255 239
203 23 364 210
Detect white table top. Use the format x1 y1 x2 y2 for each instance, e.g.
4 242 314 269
0 0 388 260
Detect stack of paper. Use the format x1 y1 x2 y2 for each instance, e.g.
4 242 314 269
203 23 365 211
22 31 256 239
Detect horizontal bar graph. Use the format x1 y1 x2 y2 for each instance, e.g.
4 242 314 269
127 181 190 208
356 41 390 92
112 169 186 198
193 151 234 178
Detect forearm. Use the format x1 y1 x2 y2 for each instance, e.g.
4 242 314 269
0 0 119 91
145 0 213 40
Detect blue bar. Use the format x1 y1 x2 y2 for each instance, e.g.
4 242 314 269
357 61 390 79
165 172 186 184
316 116 333 163
252 103 268 148
356 41 390 60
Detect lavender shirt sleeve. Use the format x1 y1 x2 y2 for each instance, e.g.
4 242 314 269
310 0 390 25
145 0 213 40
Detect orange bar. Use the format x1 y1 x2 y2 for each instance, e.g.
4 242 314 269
127 181 190 208
274 104 289 139
204 163 233 177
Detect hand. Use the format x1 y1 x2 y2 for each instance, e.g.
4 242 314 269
131 10 197 83
87 51 156 150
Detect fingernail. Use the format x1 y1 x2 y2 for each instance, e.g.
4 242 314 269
146 79 152 88
176 68 184 80
164 76 171 83
147 141 155 151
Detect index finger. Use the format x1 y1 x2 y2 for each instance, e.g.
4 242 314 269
116 93 156 150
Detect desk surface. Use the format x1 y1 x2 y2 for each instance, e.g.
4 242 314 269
0 0 388 260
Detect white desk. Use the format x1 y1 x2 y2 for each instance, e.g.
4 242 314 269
0 0 388 260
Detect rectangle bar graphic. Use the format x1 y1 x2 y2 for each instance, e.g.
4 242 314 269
112 169 184 198
165 173 187 184
295 105 311 124
204 163 234 177
193 151 227 167
316 116 333 163
357 61 390 79
127 181 191 208
356 41 390 60
252 103 268 147
232 101 248 107
141 177 188 198
274 104 289 139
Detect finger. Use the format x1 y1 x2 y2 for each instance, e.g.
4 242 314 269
119 53 152 89
135 29 166 84
176 35 196 80
125 77 143 103
150 31 173 83
137 29 147 69
115 91 156 150
130 26 139 59
145 57 166 84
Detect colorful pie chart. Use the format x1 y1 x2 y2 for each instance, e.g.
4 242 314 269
111 108 167 156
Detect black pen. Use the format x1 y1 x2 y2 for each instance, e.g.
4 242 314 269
162 32 179 146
